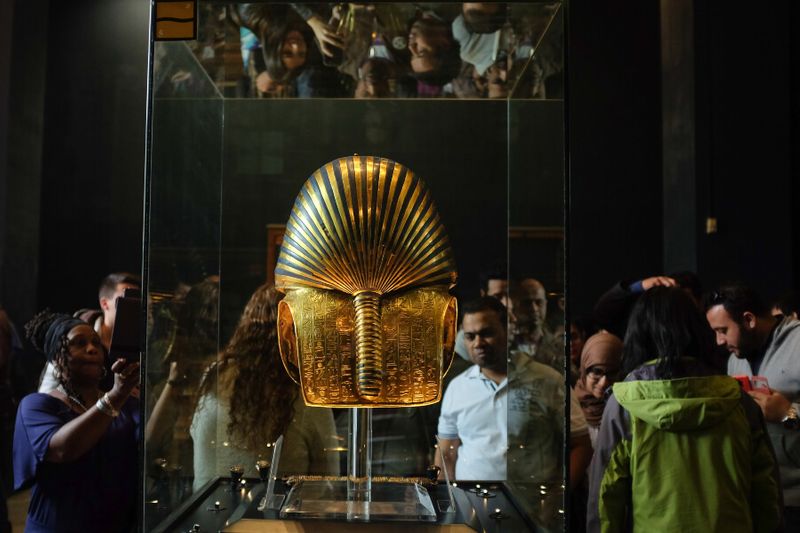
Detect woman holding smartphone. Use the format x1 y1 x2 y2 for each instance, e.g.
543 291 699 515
14 311 140 533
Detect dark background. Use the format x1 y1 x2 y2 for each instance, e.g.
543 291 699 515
566 0 798 318
1 0 799 363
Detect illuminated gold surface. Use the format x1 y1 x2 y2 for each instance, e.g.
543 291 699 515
276 156 457 406
280 287 455 407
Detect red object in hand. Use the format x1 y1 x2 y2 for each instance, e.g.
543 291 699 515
733 375 752 392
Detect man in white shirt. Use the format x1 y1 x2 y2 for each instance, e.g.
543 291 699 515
436 296 570 482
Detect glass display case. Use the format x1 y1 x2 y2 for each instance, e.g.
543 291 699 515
142 2 565 531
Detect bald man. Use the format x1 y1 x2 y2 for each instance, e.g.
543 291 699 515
512 278 563 372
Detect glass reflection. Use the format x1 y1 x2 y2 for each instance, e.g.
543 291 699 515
154 2 562 99
144 2 564 530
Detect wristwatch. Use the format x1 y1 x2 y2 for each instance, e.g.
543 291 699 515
781 404 800 430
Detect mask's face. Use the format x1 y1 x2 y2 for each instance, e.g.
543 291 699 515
278 286 457 407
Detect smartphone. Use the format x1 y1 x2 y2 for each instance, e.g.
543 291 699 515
732 375 752 392
732 375 770 393
109 288 142 362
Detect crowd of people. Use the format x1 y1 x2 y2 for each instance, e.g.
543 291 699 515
157 3 563 100
1 265 798 532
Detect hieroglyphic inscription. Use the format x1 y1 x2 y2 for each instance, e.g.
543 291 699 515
282 286 455 407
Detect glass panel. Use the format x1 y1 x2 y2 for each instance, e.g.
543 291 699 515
144 40 224 529
507 6 565 532
143 2 564 531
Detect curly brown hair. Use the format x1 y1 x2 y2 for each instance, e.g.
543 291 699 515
198 284 297 453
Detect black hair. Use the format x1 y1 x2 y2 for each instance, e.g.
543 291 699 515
24 309 81 387
261 20 310 84
623 286 715 379
99 272 141 301
703 282 770 320
773 290 799 317
668 270 703 301
462 3 508 34
24 309 58 355
358 57 393 83
571 316 598 340
408 16 461 86
164 277 220 366
462 296 508 330
479 265 508 292
177 278 219 348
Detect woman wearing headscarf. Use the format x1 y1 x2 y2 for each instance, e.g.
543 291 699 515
13 310 140 533
573 331 623 447
587 287 781 532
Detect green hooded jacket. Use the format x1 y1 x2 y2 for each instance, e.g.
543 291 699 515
587 361 782 533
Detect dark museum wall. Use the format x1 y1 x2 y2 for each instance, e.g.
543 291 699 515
566 0 663 318
692 1 796 301
36 0 149 312
0 0 798 347
1 0 148 324
567 0 800 318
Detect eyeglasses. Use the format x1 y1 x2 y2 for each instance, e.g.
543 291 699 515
585 366 618 379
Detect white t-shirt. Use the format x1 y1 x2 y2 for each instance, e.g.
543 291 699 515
438 364 508 480
438 355 568 483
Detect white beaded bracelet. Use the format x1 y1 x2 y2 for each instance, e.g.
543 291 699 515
95 393 119 418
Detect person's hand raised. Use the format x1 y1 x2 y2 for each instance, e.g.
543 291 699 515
107 358 140 408
306 15 344 58
641 276 677 291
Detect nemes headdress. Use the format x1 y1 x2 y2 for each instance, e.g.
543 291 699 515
275 156 458 407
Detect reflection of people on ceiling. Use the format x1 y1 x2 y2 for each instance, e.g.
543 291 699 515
228 3 347 98
155 2 564 100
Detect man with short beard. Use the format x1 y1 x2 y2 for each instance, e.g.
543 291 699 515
454 267 513 361
435 296 572 484
706 282 800 528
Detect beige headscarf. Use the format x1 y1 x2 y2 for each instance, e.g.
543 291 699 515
573 331 623 427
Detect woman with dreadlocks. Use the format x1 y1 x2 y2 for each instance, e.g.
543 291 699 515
13 310 140 533
190 284 337 491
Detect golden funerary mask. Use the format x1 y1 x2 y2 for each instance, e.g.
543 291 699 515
275 156 458 407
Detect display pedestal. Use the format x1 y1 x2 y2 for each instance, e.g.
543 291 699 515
346 407 371 520
276 408 439 523
280 480 437 522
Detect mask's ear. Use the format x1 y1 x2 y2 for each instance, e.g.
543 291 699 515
441 296 458 377
277 300 300 385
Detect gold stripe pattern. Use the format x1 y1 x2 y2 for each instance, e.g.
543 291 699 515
276 156 457 404
275 156 456 294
